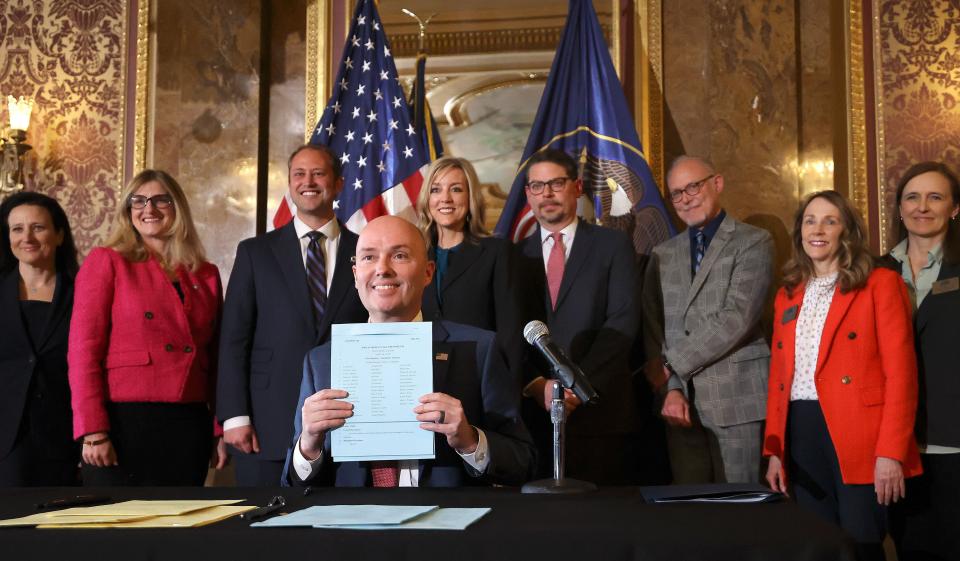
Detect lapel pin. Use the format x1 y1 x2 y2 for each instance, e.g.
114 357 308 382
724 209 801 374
435 352 448 361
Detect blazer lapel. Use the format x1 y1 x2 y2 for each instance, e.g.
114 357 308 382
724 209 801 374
683 215 734 314
271 222 316 332
555 221 592 309
441 241 482 293
34 273 72 352
916 261 960 333
1 272 34 353
815 284 857 374
318 223 358 337
780 287 804 389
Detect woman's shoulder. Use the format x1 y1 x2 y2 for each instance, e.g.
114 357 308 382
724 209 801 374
866 265 903 289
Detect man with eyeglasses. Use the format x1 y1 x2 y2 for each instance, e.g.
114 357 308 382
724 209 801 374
217 144 368 486
515 148 643 485
643 155 773 484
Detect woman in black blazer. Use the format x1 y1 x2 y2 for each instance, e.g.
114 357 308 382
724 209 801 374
882 162 960 561
0 192 80 486
415 156 517 334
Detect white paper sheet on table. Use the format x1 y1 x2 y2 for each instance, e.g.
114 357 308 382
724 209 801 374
330 322 435 462
250 505 438 527
314 508 491 530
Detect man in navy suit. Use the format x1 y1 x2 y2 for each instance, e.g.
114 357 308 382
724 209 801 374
516 149 642 485
217 145 368 486
283 216 535 487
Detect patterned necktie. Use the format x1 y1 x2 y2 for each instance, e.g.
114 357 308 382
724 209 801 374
693 229 706 274
305 231 327 326
370 461 399 487
546 232 566 310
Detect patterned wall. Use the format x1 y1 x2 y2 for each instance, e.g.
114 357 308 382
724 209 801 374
879 0 960 249
0 0 124 255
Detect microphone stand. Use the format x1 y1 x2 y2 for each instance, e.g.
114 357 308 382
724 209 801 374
521 380 598 494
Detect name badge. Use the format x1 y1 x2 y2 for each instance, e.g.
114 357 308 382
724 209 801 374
781 305 799 324
932 277 959 295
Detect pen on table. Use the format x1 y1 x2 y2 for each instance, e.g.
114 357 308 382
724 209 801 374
241 496 286 521
36 495 112 510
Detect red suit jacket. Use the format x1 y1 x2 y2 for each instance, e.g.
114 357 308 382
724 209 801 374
763 267 922 484
68 247 222 439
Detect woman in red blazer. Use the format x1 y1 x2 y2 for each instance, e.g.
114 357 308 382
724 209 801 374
68 170 227 486
763 190 922 561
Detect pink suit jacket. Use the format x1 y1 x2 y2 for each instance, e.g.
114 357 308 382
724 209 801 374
68 247 222 439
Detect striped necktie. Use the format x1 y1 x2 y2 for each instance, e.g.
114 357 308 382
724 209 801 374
305 231 327 326
693 229 705 275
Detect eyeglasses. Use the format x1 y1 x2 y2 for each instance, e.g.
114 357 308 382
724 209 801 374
669 174 716 203
128 194 174 209
526 177 571 195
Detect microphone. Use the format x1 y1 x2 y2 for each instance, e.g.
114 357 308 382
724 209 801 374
523 320 599 405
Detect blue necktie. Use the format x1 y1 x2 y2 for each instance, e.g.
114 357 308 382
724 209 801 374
305 231 327 326
694 229 705 275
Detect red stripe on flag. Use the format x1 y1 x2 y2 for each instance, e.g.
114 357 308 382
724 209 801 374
510 203 532 238
273 197 293 229
361 195 387 221
402 171 424 206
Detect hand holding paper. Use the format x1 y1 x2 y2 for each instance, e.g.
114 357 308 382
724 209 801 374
414 393 479 454
299 388 354 460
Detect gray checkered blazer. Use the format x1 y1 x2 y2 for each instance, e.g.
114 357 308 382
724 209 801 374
648 214 774 427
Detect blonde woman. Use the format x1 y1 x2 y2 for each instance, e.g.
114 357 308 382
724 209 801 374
415 156 516 332
69 170 226 486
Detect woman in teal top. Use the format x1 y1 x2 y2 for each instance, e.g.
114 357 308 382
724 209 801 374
883 161 960 561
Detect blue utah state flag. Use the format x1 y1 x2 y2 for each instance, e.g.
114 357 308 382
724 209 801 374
495 0 674 253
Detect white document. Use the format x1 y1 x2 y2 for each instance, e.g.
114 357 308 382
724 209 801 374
331 322 435 462
250 505 438 527
313 508 492 530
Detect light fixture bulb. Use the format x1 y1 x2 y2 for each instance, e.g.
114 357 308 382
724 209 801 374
7 95 34 131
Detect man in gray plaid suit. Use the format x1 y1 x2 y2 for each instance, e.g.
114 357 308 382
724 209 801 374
643 156 773 483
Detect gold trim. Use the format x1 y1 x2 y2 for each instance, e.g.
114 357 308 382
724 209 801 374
132 0 150 174
305 0 332 143
444 78 546 127
639 0 664 190
846 0 870 238
870 0 888 253
118 0 128 184
612 0 621 78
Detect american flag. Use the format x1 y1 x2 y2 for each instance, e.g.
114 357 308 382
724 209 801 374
273 0 429 232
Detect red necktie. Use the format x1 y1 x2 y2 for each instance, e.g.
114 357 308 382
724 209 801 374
547 232 566 309
370 461 399 487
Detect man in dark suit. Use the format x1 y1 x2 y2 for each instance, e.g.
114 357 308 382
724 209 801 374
516 149 641 485
217 144 368 486
283 215 535 487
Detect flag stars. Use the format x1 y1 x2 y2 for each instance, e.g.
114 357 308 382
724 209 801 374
332 101 341 114
340 152 350 165
353 177 363 190
344 56 353 69
351 34 360 47
384 46 391 57
356 84 366 96
377 161 386 172
380 70 390 81
403 146 414 158
362 60 371 72
344 130 355 142
382 141 391 152
365 39 375 51
388 119 399 131
362 132 373 144
374 88 383 100
340 78 348 91
352 106 361 118
392 96 402 108
406 124 416 136
367 110 378 123
357 15 366 25
333 200 340 210
357 155 367 168
373 21 380 31
324 123 336 136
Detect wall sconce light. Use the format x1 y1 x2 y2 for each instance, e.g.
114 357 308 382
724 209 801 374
1 95 35 197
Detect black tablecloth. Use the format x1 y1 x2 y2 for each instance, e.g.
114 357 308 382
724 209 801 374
0 486 856 561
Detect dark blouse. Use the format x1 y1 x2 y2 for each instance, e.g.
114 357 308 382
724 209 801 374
18 300 51 350
432 243 461 305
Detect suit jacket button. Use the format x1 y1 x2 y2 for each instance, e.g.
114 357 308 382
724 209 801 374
184 346 193 353
684 330 690 336
847 332 856 340
145 311 154 319
841 376 852 384
778 383 784 391
165 344 174 352
776 341 782 349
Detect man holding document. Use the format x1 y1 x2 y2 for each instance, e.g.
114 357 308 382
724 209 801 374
282 216 536 487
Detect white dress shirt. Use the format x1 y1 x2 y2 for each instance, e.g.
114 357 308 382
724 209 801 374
222 216 341 432
292 311 491 485
539 218 578 271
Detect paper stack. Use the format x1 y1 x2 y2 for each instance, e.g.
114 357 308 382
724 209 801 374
0 500 254 529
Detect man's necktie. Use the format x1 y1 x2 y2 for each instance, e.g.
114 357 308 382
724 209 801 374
305 231 327 326
546 232 566 310
693 229 705 274
370 461 399 487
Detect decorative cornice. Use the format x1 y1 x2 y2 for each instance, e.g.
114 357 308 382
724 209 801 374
387 25 612 58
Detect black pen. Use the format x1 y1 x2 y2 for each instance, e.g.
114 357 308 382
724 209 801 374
241 496 286 521
36 495 112 510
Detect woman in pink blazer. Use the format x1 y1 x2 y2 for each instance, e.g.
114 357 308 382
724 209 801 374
68 170 227 486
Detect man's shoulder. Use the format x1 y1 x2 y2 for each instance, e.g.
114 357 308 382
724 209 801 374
438 320 496 346
238 223 292 251
727 218 772 244
305 341 333 365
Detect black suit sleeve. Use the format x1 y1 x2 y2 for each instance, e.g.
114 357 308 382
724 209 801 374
216 240 257 422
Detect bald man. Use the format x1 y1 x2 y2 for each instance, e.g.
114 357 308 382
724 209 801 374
281 216 536 487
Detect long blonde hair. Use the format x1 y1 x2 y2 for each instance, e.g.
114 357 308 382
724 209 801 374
104 169 207 271
415 156 490 249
